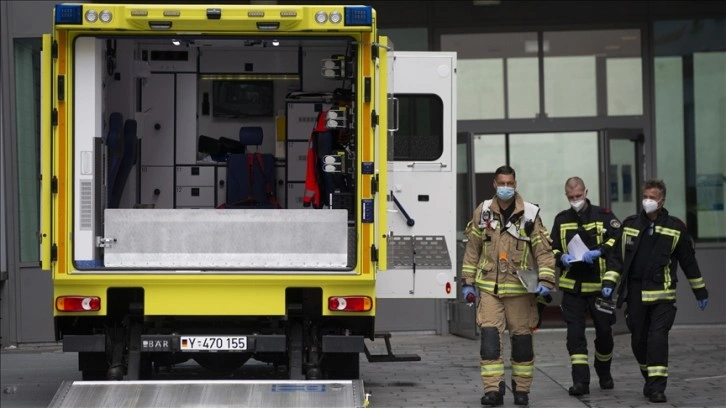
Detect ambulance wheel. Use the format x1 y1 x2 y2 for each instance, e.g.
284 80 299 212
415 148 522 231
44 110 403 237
193 353 251 373
323 352 360 380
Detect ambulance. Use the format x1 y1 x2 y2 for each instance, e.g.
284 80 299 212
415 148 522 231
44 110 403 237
41 3 456 386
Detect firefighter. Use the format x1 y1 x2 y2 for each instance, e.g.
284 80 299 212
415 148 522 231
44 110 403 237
550 177 620 397
461 165 556 407
602 178 709 403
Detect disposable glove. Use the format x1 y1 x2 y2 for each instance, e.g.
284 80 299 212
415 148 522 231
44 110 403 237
698 298 709 311
601 287 613 298
462 285 477 303
582 249 602 264
561 254 576 268
535 284 550 297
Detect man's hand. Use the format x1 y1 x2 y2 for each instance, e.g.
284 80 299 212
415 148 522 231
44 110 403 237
582 249 602 264
535 284 550 297
462 285 477 303
601 287 613 299
698 298 709 311
561 254 576 268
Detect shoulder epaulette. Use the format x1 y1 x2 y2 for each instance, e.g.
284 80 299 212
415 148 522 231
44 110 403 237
624 214 638 222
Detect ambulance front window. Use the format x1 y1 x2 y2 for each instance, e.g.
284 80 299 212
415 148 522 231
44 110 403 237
391 94 444 161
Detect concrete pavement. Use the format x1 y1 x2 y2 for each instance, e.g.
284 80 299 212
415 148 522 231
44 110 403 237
1 325 724 407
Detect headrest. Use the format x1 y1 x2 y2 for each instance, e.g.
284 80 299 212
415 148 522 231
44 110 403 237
239 126 263 146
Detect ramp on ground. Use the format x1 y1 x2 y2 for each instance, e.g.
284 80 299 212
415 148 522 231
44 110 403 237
49 380 367 407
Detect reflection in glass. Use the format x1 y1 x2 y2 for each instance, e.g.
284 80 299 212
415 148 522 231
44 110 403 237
509 132 599 231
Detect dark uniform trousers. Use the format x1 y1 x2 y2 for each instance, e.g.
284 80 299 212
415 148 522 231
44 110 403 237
561 291 614 384
625 281 677 394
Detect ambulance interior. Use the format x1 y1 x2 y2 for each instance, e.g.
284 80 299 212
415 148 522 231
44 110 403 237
71 36 360 271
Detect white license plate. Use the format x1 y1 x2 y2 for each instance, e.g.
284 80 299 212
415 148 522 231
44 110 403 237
180 336 247 351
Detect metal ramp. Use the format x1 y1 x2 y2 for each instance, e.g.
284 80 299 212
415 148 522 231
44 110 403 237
49 380 367 408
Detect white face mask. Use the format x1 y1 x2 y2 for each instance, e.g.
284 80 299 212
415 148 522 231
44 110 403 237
570 199 586 212
642 198 659 214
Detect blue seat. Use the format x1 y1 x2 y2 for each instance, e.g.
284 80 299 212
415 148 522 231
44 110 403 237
224 127 278 208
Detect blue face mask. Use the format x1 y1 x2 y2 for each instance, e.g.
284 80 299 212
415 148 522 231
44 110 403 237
496 186 515 201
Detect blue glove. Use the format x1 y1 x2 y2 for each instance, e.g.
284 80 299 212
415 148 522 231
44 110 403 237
602 287 613 298
462 285 477 303
535 284 550 297
561 254 576 268
582 249 602 264
698 298 709 311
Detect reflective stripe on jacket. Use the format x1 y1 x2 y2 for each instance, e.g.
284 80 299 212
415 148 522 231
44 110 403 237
461 194 556 296
550 201 621 294
605 208 708 305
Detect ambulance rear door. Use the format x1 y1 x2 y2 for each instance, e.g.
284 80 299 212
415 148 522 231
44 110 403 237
377 51 457 299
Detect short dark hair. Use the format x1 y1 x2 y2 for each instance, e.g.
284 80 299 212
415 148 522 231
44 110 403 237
565 177 586 191
643 178 666 198
494 165 516 179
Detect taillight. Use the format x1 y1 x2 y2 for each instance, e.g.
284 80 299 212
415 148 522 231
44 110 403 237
446 282 452 294
328 296 372 312
56 296 101 312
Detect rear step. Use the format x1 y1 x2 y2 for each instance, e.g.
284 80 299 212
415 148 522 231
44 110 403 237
49 380 367 408
364 331 421 363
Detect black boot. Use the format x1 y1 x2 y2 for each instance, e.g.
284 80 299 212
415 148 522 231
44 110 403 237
568 382 590 396
599 375 614 390
649 391 667 403
513 391 529 406
480 391 503 406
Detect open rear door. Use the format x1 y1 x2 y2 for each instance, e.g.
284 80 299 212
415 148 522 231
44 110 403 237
40 34 53 271
377 51 457 298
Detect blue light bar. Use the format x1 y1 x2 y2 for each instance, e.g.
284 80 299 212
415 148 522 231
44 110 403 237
344 6 372 26
55 4 83 25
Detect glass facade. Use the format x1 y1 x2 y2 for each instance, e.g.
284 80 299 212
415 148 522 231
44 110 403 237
654 19 726 240
14 38 41 263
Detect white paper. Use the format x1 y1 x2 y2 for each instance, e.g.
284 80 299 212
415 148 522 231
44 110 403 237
566 234 589 262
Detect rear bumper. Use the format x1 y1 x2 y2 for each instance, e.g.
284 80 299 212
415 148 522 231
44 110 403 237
62 334 364 354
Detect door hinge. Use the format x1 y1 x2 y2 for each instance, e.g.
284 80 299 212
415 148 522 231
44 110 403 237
371 110 378 128
370 244 378 263
370 174 378 195
51 244 58 262
51 109 58 126
52 40 58 59
51 176 58 194
371 43 378 60
58 75 65 101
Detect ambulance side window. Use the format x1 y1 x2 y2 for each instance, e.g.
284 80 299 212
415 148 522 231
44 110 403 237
391 93 444 161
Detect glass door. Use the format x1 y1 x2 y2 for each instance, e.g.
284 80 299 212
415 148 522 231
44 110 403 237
599 129 645 220
450 132 477 339
451 130 643 335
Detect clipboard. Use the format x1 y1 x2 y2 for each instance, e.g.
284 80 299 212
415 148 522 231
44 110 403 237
516 269 539 293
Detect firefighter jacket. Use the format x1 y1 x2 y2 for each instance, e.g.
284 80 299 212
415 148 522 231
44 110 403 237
602 208 708 307
462 194 556 296
550 200 621 294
